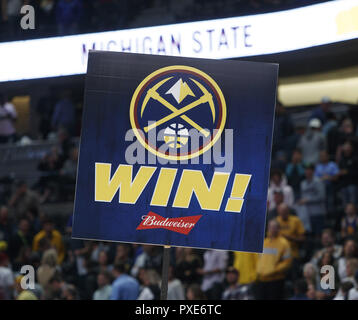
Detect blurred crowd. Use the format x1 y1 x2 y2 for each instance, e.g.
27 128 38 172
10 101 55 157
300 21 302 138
1 86 358 300
0 0 329 42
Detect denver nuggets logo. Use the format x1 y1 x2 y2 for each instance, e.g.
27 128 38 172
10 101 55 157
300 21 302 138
130 65 226 160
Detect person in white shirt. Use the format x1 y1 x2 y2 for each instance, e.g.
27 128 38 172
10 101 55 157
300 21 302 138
342 258 358 286
93 271 112 300
0 252 14 300
0 93 17 144
199 250 228 293
334 281 354 300
167 265 185 300
348 271 358 300
267 169 294 211
137 268 160 300
348 287 358 300
337 239 357 282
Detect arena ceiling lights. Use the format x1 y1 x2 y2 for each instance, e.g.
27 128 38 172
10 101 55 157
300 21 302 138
0 0 357 82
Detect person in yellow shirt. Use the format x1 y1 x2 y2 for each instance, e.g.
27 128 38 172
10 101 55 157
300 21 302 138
32 217 65 264
276 203 305 259
233 252 258 285
256 219 292 299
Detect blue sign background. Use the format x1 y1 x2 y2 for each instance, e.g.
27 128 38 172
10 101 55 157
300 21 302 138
72 51 278 252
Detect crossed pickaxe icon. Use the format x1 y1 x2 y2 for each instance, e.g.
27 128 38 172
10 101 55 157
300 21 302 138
140 77 215 138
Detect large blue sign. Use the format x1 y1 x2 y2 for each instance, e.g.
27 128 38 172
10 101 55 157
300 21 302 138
72 51 278 252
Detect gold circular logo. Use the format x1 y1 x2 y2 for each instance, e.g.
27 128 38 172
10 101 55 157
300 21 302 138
129 65 226 161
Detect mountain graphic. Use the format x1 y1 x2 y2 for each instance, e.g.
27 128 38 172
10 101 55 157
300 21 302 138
165 78 195 104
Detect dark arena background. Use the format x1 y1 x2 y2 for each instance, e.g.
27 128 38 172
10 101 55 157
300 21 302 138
1 0 358 305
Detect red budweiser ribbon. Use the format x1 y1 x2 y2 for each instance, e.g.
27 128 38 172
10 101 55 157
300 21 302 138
136 211 202 235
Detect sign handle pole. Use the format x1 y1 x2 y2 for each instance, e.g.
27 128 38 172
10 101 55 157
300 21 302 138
160 245 171 300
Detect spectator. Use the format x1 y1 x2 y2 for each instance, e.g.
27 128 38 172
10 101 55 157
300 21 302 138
51 90 76 134
334 281 354 300
60 146 78 181
342 258 358 286
37 248 59 290
113 244 133 274
93 270 112 300
341 203 358 239
76 243 99 300
56 0 83 35
298 163 326 236
338 239 358 281
66 241 93 298
335 118 356 159
37 147 63 174
337 141 358 205
110 262 139 300
167 265 185 300
310 97 332 125
131 245 162 278
45 272 66 300
256 220 292 299
56 127 74 162
314 150 339 183
314 150 339 210
306 283 317 300
28 252 42 276
222 266 253 300
137 268 161 300
37 0 56 37
322 112 338 136
36 146 63 203
302 262 319 290
327 116 343 159
315 251 336 300
96 250 113 274
0 206 13 252
271 150 287 173
32 217 65 264
90 241 108 263
175 247 203 287
289 279 310 300
95 0 124 31
285 149 305 199
232 251 258 286
36 88 55 139
198 249 228 295
0 92 17 144
8 217 33 267
267 190 284 223
272 101 294 158
311 229 343 267
286 124 306 160
298 118 326 165
347 271 358 300
8 181 41 221
186 283 206 300
62 284 79 300
340 118 355 142
276 203 305 280
267 168 294 211
24 207 41 236
0 252 14 300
